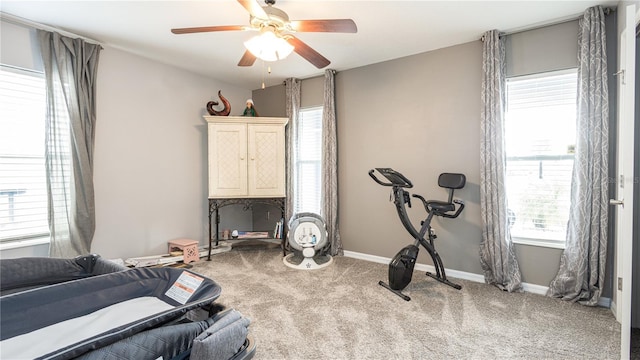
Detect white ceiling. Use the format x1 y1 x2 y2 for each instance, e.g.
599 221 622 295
0 0 618 90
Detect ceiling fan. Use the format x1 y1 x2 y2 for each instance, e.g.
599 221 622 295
171 0 357 69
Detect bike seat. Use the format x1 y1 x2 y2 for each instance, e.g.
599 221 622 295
427 200 455 214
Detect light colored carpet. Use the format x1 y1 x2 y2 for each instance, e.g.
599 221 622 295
190 243 620 360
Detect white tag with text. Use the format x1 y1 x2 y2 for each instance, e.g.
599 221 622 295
165 271 204 304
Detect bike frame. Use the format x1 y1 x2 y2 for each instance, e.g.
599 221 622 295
369 168 461 292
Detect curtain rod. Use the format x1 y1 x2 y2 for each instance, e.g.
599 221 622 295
503 15 581 37
0 12 102 45
481 7 613 41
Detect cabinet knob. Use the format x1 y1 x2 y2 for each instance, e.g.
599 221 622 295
240 156 245 160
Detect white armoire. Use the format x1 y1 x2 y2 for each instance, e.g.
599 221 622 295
205 116 288 198
204 116 288 259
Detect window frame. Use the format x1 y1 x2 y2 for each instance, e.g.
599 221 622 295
505 68 579 250
293 106 323 215
0 64 50 243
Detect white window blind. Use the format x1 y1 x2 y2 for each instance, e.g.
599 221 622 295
294 107 323 214
0 65 49 241
505 69 577 246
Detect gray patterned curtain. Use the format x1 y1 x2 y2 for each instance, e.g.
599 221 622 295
548 6 609 306
38 30 101 258
479 29 523 292
322 69 342 256
284 78 301 227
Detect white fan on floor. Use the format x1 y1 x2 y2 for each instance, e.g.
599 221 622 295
283 213 333 270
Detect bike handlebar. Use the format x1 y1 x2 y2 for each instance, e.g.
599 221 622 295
445 200 465 219
412 194 465 219
368 168 413 188
367 170 389 186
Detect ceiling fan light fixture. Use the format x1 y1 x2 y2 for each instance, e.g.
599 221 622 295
172 0 357 69
244 29 294 62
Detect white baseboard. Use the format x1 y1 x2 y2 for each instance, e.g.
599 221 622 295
343 250 612 308
343 249 486 287
343 250 390 266
610 299 617 319
598 296 612 308
521 282 549 295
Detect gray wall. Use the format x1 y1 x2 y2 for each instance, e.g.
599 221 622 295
91 47 250 259
255 41 488 276
1 10 619 293
336 41 485 275
252 84 286 117
0 18 252 260
251 75 326 116
252 20 617 290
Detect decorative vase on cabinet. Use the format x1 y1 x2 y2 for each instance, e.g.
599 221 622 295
205 116 288 198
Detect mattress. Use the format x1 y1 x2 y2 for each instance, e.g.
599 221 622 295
75 308 254 360
0 254 128 296
2 296 174 359
0 267 221 360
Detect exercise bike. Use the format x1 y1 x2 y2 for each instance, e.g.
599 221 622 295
368 168 466 301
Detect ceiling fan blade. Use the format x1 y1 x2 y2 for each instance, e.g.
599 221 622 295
290 19 357 33
286 36 330 69
171 25 247 34
237 0 268 19
238 50 257 67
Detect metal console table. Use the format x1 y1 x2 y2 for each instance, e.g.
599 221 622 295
207 197 286 260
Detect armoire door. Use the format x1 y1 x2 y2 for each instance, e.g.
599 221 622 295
208 123 248 197
247 124 285 197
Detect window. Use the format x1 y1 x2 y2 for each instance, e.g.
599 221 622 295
505 69 578 248
0 65 49 242
294 107 323 214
